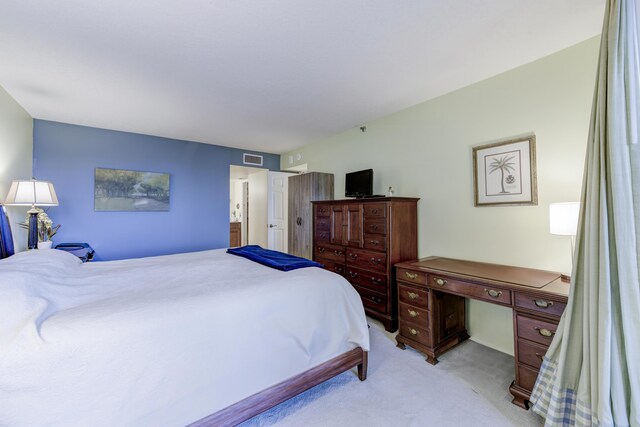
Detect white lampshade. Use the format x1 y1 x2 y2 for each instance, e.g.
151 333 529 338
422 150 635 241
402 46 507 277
549 202 580 236
4 179 59 206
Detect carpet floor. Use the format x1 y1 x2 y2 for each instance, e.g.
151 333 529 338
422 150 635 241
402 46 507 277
241 319 545 427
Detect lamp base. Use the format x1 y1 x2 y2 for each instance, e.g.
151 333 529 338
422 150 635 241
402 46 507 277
27 210 38 250
560 274 571 283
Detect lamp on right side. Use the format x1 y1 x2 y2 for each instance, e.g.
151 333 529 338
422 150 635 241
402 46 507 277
549 202 580 282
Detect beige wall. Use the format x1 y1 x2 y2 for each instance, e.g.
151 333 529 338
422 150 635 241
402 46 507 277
282 37 600 355
0 85 33 252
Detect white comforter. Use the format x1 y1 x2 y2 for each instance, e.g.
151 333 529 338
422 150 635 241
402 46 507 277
0 249 369 427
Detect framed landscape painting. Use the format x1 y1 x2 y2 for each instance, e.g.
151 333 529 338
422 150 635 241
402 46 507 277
472 135 537 207
95 168 170 211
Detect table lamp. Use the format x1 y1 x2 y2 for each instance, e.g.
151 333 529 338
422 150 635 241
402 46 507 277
4 179 59 249
549 202 580 282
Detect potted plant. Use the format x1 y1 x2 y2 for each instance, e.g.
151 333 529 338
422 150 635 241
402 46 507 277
19 208 61 249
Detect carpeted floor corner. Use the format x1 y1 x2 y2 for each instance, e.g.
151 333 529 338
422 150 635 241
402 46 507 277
241 319 544 427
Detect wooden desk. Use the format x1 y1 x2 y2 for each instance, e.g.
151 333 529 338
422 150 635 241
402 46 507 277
394 257 569 409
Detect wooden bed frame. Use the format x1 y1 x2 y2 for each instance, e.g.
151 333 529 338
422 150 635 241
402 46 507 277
189 347 368 427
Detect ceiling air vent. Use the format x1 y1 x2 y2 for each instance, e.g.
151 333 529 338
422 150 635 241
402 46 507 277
243 153 263 166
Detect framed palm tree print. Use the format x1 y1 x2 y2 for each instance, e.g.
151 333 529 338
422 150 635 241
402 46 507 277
472 135 537 206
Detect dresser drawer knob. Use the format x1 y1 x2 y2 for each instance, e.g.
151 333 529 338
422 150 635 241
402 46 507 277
334 250 343 256
535 352 544 361
433 277 447 286
349 253 358 259
409 328 419 336
371 224 378 230
336 266 344 274
349 271 358 278
534 327 555 337
407 291 419 300
370 296 383 304
372 208 379 214
370 258 382 265
370 240 379 246
318 247 325 253
371 277 383 285
408 309 419 318
405 272 418 280
534 299 554 309
484 289 503 298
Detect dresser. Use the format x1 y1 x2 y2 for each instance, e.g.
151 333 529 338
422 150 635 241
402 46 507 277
229 222 241 247
288 172 334 259
394 257 569 409
312 197 418 332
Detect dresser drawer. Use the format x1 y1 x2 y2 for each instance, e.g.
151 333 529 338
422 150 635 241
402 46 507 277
345 266 387 293
398 283 429 309
397 268 427 286
315 243 346 263
363 203 386 218
517 338 547 370
399 323 432 347
354 285 387 314
318 258 345 277
315 205 330 217
363 234 386 251
428 274 511 306
515 293 566 318
399 301 429 324
315 229 330 242
517 364 540 391
364 219 386 235
517 314 559 347
346 248 386 273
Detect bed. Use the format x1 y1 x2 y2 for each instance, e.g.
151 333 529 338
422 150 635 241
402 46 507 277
0 247 369 426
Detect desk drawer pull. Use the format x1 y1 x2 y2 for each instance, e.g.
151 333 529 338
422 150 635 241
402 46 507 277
409 327 419 336
534 299 554 309
484 289 503 298
407 309 419 318
535 327 555 337
407 291 419 300
405 272 418 280
433 277 447 286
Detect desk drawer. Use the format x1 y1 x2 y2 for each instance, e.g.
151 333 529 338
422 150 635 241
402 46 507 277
363 203 386 218
346 266 387 293
429 274 511 306
318 258 345 277
399 301 429 324
515 293 566 318
315 243 346 263
355 285 387 314
517 314 558 347
346 248 386 273
397 268 427 286
517 364 540 392
399 323 431 347
398 283 429 309
363 234 386 251
364 219 386 235
517 338 547 370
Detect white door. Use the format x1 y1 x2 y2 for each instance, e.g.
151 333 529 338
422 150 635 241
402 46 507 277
267 171 292 252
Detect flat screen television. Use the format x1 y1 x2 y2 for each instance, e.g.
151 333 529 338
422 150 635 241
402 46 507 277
345 169 373 198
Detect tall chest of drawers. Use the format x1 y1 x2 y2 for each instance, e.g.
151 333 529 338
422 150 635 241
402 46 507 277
395 257 569 409
312 197 418 332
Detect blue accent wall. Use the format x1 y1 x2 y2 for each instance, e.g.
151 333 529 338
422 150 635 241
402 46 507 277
33 120 280 261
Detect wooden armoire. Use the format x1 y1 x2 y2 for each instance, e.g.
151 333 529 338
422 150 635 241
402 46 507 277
311 197 418 332
288 172 334 259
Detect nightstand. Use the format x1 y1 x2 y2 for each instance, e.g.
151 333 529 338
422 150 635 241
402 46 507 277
55 243 95 262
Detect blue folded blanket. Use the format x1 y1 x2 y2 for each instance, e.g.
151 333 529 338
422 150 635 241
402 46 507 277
227 245 322 271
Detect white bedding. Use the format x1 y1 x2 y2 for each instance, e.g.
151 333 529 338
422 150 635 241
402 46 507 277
0 249 369 426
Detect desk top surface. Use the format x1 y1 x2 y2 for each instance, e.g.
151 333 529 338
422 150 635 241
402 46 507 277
396 256 569 297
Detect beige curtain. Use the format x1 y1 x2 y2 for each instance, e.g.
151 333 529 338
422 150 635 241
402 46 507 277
530 0 640 425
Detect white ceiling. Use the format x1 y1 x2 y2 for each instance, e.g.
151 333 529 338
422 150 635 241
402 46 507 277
0 1 604 154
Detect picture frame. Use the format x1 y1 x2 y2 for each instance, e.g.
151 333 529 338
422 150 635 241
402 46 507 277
472 135 537 207
94 168 170 212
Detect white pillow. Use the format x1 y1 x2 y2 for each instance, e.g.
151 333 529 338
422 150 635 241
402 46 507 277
0 249 82 273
